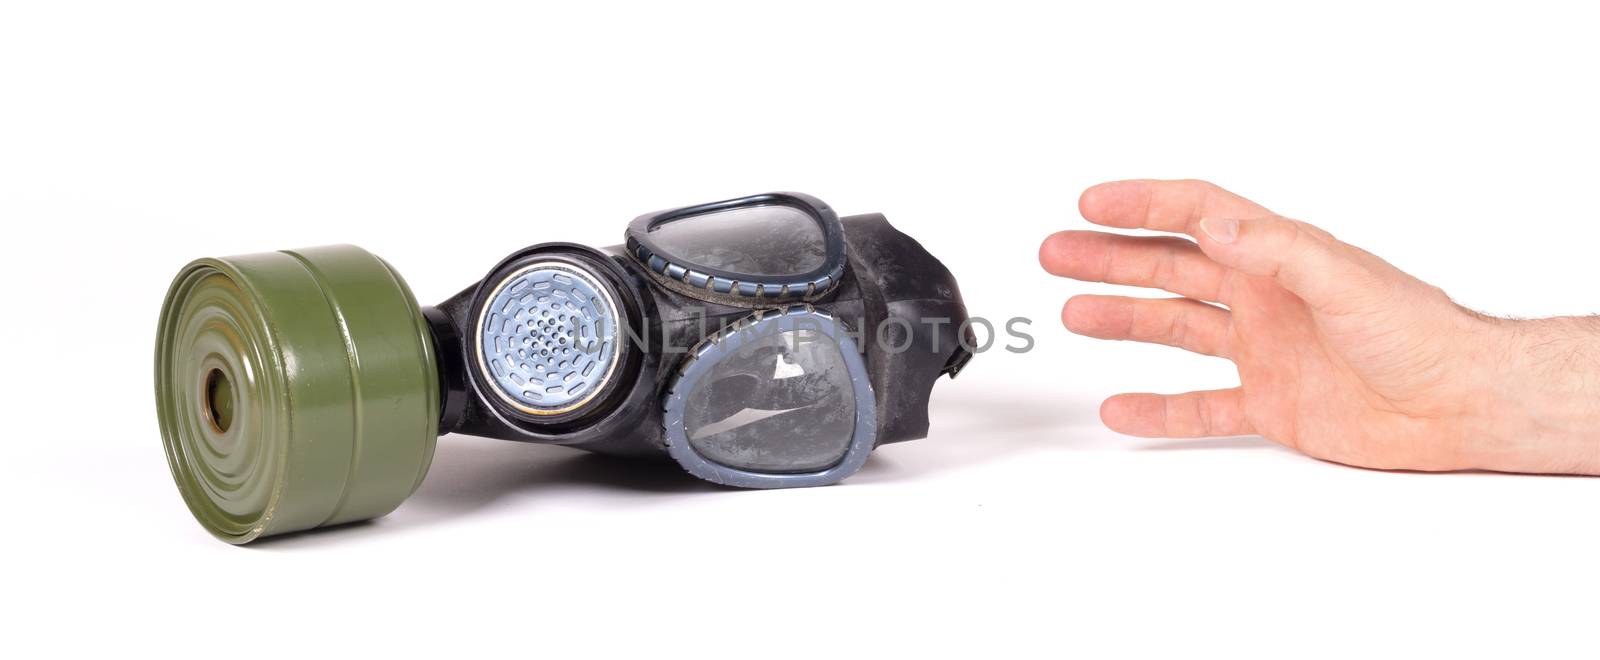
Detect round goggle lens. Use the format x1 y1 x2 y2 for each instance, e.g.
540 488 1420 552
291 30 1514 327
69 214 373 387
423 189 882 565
664 307 876 488
646 204 826 277
682 324 856 472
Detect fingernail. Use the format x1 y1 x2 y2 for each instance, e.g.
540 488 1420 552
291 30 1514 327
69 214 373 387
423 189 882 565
1200 217 1238 244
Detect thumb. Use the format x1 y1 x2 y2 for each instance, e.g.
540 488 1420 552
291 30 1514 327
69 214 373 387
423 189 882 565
1196 215 1383 313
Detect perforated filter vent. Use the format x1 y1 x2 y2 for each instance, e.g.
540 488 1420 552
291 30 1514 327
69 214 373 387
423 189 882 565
475 261 621 416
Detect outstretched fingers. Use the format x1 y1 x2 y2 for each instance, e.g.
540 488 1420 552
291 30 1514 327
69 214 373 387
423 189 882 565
1100 389 1252 438
1062 295 1232 358
1078 179 1273 236
1073 179 1393 316
1039 231 1232 303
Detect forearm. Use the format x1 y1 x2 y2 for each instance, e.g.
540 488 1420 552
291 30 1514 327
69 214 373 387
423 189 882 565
1476 316 1600 475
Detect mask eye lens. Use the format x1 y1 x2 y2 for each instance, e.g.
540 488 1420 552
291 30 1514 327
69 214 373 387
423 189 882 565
682 327 856 472
647 205 826 277
626 193 847 305
663 308 876 488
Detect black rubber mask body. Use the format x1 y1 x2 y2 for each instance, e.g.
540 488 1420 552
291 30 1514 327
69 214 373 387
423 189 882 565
430 193 971 488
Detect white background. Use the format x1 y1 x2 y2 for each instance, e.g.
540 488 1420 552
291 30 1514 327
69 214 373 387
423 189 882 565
3 1 1597 657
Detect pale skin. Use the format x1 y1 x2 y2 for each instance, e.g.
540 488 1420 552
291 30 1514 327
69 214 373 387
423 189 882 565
1039 179 1600 475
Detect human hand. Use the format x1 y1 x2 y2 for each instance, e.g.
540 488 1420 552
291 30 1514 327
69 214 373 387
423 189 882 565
1040 179 1600 475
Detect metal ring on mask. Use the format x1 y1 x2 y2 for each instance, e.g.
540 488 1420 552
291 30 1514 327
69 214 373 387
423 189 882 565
661 306 877 488
625 192 848 307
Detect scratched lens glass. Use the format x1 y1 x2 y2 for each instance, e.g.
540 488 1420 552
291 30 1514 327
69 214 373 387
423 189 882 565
648 204 826 277
681 328 856 472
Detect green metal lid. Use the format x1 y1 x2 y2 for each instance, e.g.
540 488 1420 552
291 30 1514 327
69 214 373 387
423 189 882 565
154 245 439 544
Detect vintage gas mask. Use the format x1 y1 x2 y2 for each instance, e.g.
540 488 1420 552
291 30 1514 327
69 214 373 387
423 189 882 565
155 192 972 543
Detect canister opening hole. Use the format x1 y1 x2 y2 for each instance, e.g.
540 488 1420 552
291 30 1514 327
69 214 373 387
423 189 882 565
204 368 235 434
